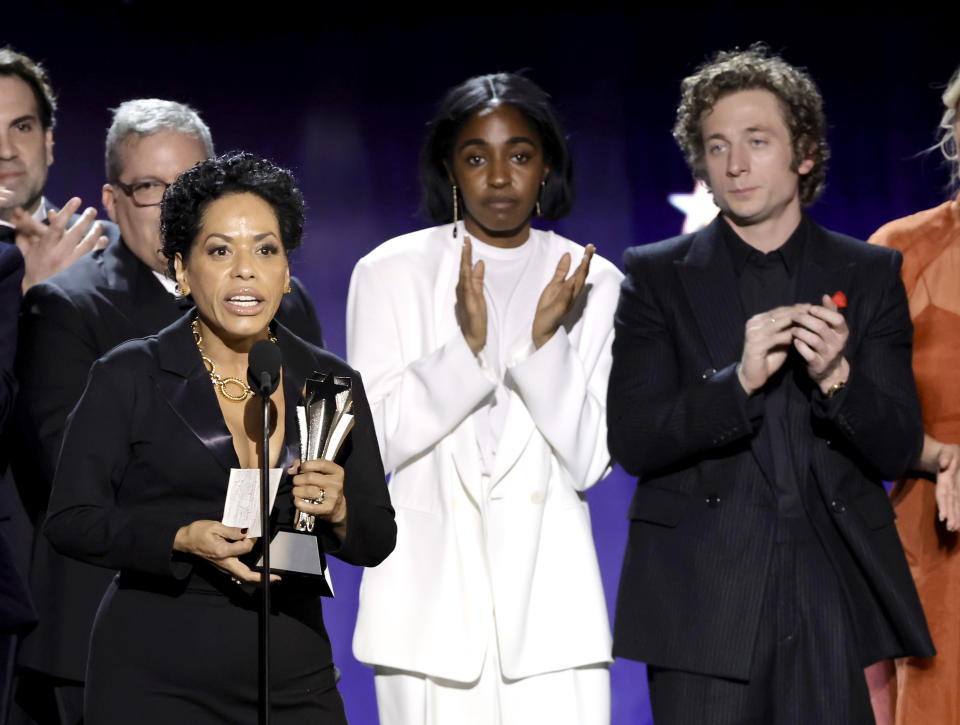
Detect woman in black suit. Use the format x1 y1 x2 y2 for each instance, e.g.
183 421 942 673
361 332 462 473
44 152 395 724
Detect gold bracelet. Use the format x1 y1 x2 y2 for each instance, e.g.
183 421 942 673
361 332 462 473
825 379 848 398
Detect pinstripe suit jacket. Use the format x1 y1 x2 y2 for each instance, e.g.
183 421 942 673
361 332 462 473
608 215 935 681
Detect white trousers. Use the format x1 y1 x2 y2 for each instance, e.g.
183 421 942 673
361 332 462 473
373 635 610 725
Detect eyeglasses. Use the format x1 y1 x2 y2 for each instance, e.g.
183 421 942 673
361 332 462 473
114 179 171 208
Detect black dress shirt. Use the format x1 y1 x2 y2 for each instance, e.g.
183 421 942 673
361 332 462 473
721 215 810 534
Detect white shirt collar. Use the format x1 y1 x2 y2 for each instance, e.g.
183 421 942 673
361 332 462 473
0 196 48 231
32 197 49 223
152 270 180 296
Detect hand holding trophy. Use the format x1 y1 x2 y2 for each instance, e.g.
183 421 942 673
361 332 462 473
295 373 355 532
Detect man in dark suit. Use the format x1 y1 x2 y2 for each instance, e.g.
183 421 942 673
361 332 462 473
0 244 35 722
608 46 934 724
0 47 118 292
10 99 323 724
0 47 119 725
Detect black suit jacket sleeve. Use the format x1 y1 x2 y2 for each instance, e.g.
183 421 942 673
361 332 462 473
0 245 24 427
608 247 759 477
44 355 186 577
315 370 396 567
15 283 103 506
810 250 923 479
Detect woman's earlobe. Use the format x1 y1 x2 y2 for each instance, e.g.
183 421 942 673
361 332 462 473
442 160 456 185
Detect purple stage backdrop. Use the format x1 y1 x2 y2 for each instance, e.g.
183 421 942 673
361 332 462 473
8 3 958 722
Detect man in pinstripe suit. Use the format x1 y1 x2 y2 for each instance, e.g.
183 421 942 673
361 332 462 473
608 45 934 724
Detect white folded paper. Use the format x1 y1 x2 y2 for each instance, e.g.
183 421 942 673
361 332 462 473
221 468 283 539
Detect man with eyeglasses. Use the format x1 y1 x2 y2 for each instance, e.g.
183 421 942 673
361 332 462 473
9 99 323 725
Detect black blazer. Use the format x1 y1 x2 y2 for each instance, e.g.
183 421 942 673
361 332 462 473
0 244 35 634
0 244 23 429
9 237 324 680
43 312 394 600
608 216 934 680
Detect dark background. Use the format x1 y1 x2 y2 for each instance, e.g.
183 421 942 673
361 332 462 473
7 2 957 722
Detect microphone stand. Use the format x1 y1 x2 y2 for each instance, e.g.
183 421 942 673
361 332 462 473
249 338 281 725
259 385 271 725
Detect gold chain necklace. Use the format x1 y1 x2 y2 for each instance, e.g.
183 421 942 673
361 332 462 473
192 318 277 402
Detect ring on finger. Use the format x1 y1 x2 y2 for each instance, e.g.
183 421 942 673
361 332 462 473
769 315 777 324
303 489 325 505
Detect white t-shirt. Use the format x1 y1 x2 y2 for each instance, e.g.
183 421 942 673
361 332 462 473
470 235 536 474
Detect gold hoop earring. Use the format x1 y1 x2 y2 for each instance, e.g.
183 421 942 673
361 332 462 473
284 283 291 294
452 184 459 238
178 283 190 296
536 180 545 217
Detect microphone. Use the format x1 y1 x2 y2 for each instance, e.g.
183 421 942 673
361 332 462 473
247 339 282 396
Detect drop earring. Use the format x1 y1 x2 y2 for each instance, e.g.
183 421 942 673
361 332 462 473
536 180 545 217
452 184 459 238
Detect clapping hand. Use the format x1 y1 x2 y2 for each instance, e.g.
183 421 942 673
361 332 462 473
455 236 487 355
532 244 594 349
934 443 960 532
4 194 109 293
792 295 850 394
737 305 798 395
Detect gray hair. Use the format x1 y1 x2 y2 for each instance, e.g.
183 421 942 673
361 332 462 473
105 99 214 183
936 65 960 187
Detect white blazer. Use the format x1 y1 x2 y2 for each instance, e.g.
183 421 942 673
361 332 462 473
349 223 622 682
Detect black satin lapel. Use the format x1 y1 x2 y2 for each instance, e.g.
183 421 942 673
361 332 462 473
280 364 304 467
675 226 746 370
157 365 239 472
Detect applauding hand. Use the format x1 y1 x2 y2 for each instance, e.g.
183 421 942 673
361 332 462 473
791 294 850 394
455 236 487 355
532 244 594 349
737 305 798 395
7 195 109 293
934 443 960 532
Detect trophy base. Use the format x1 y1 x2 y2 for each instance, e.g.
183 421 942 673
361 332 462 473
254 531 334 597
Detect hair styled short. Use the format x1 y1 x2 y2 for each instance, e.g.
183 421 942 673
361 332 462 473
673 43 830 206
936 64 960 187
0 47 57 129
160 152 304 277
105 99 214 183
419 72 574 223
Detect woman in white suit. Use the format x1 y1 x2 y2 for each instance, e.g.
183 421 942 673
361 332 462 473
348 73 623 725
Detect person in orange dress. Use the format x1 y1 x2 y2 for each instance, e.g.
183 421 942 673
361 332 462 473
867 63 960 724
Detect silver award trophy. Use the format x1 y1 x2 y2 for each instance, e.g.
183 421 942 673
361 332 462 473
254 373 353 596
295 373 354 532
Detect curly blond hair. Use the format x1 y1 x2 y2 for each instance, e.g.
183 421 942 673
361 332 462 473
935 65 960 187
673 44 830 206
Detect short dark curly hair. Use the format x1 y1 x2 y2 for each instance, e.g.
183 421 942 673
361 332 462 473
0 46 57 129
160 152 304 277
420 72 575 223
673 44 830 206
